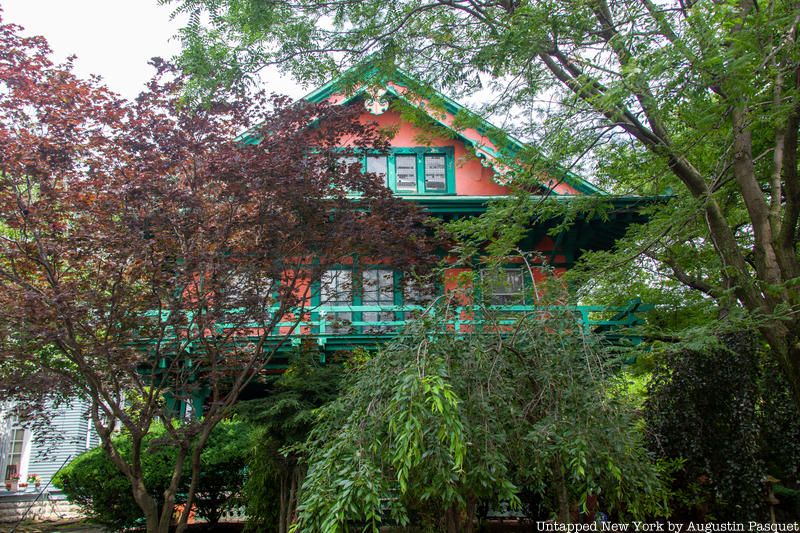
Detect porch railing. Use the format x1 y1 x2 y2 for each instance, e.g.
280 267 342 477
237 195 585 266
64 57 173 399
263 298 652 347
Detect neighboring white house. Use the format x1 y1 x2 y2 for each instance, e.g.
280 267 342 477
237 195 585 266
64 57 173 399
0 399 98 489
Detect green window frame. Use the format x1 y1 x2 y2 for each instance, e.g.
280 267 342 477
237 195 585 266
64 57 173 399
319 269 354 334
349 147 456 195
313 265 439 334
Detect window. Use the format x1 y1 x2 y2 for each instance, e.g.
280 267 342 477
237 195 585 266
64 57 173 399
395 155 418 192
365 156 388 185
424 155 447 191
362 269 395 333
5 427 29 481
484 269 526 305
403 277 436 319
338 156 359 169
321 270 353 333
221 272 276 318
341 148 454 194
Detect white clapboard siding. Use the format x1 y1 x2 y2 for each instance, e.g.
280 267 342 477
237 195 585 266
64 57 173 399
27 399 97 487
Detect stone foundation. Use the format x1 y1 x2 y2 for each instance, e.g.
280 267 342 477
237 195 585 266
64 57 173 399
0 491 84 525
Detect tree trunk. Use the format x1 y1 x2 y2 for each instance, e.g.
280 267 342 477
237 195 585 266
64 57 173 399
159 445 190 533
465 495 477 533
446 503 462 533
132 481 160 533
776 334 800 408
176 424 216 533
554 458 571 523
287 466 298 531
279 471 289 533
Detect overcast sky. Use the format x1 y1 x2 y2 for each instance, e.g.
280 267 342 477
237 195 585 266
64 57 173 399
2 0 305 101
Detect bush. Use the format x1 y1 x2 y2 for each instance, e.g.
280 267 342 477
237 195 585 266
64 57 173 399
53 447 143 530
53 428 175 530
54 419 254 530
195 419 252 524
296 304 668 532
645 332 767 522
236 344 343 533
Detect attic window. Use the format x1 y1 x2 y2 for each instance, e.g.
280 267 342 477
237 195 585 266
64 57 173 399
365 155 388 185
424 155 446 191
343 147 453 194
395 155 418 192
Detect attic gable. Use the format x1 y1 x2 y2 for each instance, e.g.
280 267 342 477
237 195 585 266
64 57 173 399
303 64 605 197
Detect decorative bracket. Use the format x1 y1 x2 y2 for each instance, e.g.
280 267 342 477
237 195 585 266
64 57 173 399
364 87 390 115
476 147 513 185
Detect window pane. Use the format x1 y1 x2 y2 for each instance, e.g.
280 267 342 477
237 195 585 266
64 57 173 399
325 311 353 334
362 270 394 305
424 155 447 191
223 272 275 308
321 270 353 334
321 270 352 304
404 278 436 320
484 269 526 305
363 269 395 333
7 428 26 472
366 156 388 185
395 155 417 192
338 156 359 169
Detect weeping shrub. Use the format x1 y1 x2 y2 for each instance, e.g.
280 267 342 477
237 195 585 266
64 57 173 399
296 295 669 532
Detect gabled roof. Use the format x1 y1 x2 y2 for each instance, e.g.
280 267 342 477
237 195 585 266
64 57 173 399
302 62 606 196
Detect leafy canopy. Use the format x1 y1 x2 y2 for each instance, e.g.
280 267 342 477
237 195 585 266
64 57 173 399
166 0 800 410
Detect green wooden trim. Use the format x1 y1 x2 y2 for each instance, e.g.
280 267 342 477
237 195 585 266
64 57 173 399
132 299 652 358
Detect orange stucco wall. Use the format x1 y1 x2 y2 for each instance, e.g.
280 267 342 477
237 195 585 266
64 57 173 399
358 109 510 196
329 84 582 196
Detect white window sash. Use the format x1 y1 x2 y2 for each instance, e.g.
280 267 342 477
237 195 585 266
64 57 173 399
395 155 417 192
424 155 447 191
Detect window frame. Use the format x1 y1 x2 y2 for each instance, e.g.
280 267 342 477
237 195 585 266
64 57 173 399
319 269 355 334
5 426 31 481
361 268 397 333
346 147 456 195
393 154 419 193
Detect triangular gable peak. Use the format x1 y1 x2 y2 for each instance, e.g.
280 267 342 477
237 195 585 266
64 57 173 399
303 65 605 197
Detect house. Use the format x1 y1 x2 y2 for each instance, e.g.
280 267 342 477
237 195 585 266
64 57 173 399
239 63 658 368
0 63 657 510
0 400 97 522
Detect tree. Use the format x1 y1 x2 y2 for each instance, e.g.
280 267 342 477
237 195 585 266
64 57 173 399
0 17 436 533
235 343 343 533
166 0 800 408
296 285 667 532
